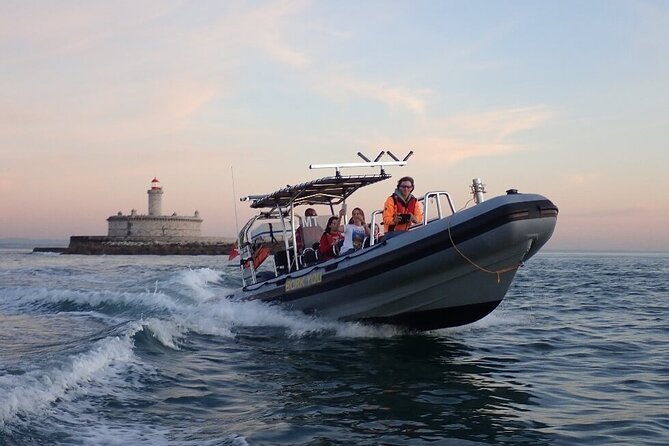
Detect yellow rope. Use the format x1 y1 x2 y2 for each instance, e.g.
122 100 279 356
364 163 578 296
446 207 520 284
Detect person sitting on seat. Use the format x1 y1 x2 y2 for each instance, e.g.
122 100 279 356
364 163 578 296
340 207 370 255
296 208 322 253
305 208 318 219
319 211 344 261
383 176 423 239
364 222 381 247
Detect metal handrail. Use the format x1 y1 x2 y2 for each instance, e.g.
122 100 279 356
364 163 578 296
369 210 383 246
368 191 456 244
421 191 456 222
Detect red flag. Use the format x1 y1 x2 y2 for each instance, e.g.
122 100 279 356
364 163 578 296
228 242 239 260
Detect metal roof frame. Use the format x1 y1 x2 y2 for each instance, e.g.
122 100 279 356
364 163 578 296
243 173 391 209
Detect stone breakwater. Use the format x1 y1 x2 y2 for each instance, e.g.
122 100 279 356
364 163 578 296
64 236 236 255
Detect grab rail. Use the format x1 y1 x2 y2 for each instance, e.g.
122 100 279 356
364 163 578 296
367 191 455 245
421 191 456 222
369 210 383 247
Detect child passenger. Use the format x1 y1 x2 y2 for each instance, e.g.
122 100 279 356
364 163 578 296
340 207 370 256
319 214 344 261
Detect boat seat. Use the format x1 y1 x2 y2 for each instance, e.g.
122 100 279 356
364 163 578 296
296 225 324 253
300 248 319 267
255 271 275 282
274 250 291 276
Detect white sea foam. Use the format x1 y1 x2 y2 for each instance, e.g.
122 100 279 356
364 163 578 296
0 332 140 429
231 435 250 446
160 268 408 339
3 285 182 313
182 291 405 339
430 309 532 337
30 251 62 257
137 317 190 349
469 308 531 329
65 419 172 446
5 395 230 446
73 426 246 446
169 267 226 302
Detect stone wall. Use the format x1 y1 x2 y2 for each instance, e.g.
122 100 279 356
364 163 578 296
107 215 202 237
67 236 235 255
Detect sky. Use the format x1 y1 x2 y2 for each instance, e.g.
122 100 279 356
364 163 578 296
1 0 668 252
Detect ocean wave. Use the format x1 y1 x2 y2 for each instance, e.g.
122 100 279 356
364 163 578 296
0 332 140 430
0 285 183 316
191 295 406 339
165 267 236 303
130 318 192 350
170 268 407 339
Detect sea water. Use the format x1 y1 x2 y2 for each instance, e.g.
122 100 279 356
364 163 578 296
0 250 667 445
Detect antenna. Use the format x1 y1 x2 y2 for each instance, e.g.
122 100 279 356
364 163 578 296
310 150 413 175
357 152 371 162
231 166 240 237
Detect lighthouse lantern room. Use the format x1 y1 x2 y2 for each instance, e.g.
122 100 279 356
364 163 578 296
147 177 163 216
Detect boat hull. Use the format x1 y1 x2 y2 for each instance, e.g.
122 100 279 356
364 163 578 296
231 192 557 331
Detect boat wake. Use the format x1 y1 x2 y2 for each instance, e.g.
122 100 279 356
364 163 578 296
0 326 142 429
0 249 542 445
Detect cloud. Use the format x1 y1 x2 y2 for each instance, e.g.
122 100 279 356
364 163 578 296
185 2 427 114
565 172 600 186
0 2 181 59
566 202 668 219
155 81 219 123
401 106 556 166
259 35 311 68
0 80 219 146
94 80 219 139
249 0 312 68
188 0 312 68
323 76 430 116
442 106 555 138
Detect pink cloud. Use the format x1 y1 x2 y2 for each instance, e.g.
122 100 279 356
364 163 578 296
0 2 181 58
440 106 555 138
244 0 312 67
361 106 555 168
185 0 312 68
314 76 430 116
565 173 600 185
0 80 219 146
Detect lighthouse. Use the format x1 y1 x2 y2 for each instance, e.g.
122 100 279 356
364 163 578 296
148 177 163 216
107 178 202 238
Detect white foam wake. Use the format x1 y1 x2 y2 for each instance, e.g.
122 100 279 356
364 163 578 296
185 293 405 339
168 267 226 302
3 285 182 313
159 267 410 339
0 331 139 429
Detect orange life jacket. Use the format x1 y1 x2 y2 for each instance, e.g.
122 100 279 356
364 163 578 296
244 244 270 269
389 195 417 232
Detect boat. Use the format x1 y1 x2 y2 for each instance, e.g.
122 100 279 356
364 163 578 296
225 151 558 331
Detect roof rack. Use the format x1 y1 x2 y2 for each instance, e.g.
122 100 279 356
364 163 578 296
241 151 413 209
310 150 413 176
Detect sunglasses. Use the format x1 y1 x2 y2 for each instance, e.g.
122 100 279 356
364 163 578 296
399 185 412 189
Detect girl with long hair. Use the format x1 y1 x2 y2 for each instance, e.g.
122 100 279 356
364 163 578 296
319 214 343 261
340 207 370 255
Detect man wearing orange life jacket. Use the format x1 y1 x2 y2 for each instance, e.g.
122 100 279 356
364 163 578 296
383 176 423 238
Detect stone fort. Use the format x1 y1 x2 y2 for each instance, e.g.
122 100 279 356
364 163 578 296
106 178 202 237
61 178 234 254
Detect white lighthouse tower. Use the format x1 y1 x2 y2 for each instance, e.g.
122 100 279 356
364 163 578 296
107 177 202 237
147 177 163 216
